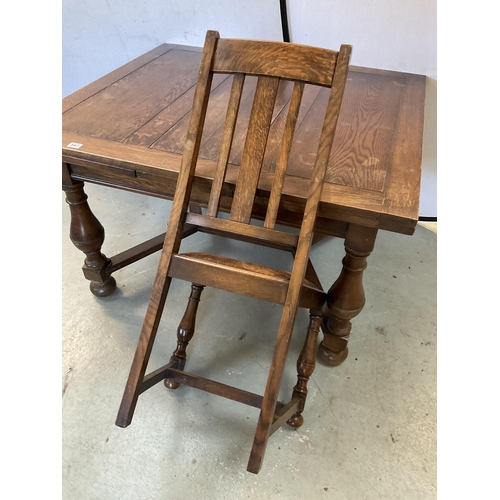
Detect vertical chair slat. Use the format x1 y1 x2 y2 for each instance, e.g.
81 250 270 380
229 76 280 224
206 73 245 217
264 81 305 229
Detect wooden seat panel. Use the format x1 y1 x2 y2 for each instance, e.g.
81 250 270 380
168 252 325 310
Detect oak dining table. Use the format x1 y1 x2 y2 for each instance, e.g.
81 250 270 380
62 41 426 367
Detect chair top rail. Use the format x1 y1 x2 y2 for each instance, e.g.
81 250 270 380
212 38 338 87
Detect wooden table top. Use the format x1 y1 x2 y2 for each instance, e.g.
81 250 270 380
62 43 426 235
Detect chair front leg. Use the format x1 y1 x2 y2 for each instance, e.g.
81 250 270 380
165 284 205 389
286 311 322 428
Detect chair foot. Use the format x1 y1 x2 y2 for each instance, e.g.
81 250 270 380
164 379 181 389
164 284 204 389
286 413 304 428
247 449 265 474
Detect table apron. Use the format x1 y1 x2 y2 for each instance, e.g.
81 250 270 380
66 161 352 239
64 159 414 236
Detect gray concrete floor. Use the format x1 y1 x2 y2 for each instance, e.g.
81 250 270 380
62 184 436 499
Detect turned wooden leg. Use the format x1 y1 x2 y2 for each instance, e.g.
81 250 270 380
164 284 205 389
287 312 322 428
62 176 116 297
318 224 377 366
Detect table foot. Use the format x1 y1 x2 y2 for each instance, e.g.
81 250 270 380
319 224 377 366
89 276 117 297
318 322 349 366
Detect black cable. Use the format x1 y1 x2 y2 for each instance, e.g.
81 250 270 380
279 0 290 42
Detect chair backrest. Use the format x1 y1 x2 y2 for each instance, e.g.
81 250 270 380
169 30 351 267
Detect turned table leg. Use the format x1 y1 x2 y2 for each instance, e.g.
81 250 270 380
318 224 378 366
62 171 116 297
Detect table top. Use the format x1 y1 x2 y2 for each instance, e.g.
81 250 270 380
62 43 426 235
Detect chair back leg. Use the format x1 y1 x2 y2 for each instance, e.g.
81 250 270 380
115 268 175 428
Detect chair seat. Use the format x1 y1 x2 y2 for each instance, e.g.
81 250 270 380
168 252 325 310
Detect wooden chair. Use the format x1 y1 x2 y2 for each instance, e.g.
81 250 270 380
115 30 352 474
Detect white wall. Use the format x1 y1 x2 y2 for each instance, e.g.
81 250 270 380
62 0 436 217
62 0 283 98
